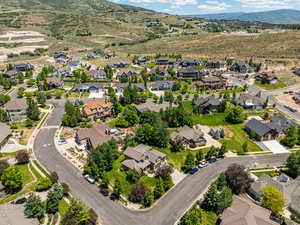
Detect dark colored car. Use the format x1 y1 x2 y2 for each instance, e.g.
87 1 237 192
100 188 109 197
189 168 199 174
208 157 217 163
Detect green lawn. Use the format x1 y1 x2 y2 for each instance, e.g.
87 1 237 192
182 100 193 113
189 113 230 126
254 80 287 90
201 210 218 225
104 155 157 196
32 160 50 177
13 163 34 185
220 124 261 153
159 147 210 170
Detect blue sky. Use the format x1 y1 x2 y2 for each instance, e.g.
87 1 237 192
109 0 300 15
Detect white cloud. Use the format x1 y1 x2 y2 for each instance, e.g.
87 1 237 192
197 0 231 12
236 0 300 9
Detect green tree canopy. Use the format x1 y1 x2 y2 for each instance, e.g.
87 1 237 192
61 198 90 225
261 186 286 217
1 166 23 193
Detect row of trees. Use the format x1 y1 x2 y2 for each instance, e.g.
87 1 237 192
62 101 83 127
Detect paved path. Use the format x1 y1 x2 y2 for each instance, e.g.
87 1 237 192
32 101 290 225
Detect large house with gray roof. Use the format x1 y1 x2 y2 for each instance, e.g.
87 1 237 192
249 174 300 215
122 144 166 173
0 123 11 149
193 96 221 114
4 98 27 122
170 125 206 148
234 93 264 109
245 116 296 141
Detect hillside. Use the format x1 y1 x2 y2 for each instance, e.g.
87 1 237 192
0 0 150 13
186 9 300 24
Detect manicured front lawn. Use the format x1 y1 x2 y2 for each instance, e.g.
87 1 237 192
58 199 69 217
220 124 261 153
159 147 210 170
13 163 34 185
254 80 287 90
189 113 230 126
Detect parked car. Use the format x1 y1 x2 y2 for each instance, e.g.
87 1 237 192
198 162 208 168
189 168 199 174
84 174 95 184
100 188 109 197
58 139 67 145
208 157 217 163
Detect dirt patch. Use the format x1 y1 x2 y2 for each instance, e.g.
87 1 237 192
276 94 300 112
0 37 45 44
0 31 44 39
0 45 48 62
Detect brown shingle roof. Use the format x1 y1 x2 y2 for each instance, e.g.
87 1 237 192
77 123 112 149
82 99 112 116
221 195 277 225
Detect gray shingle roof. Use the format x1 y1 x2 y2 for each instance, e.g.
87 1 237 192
245 119 272 137
0 123 11 144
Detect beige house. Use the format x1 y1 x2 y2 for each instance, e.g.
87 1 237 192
122 144 166 173
4 98 27 122
82 99 113 121
170 126 206 148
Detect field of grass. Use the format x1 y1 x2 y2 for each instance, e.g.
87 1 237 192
254 80 287 90
221 124 262 153
159 147 210 170
13 163 34 185
189 113 230 126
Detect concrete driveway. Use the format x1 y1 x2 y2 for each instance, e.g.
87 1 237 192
261 140 289 154
0 203 39 225
89 90 103 99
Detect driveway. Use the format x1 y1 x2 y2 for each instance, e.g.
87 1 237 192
89 90 103 99
0 203 39 225
261 140 289 154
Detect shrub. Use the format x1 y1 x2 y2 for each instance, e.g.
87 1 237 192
35 178 52 191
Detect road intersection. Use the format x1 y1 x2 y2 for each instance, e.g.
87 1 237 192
33 100 290 225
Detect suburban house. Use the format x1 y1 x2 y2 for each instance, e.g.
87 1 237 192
122 144 166 173
255 72 278 84
245 119 278 141
115 83 146 96
207 60 226 69
3 70 18 80
0 123 12 149
4 98 27 122
249 174 300 215
149 66 169 77
75 123 112 150
74 83 105 93
68 60 81 72
195 77 227 89
53 52 68 64
170 125 206 148
221 195 278 225
107 61 128 69
116 69 138 81
150 81 174 91
245 116 295 141
193 96 221 114
156 58 174 65
231 61 253 74
179 59 201 67
177 67 201 79
82 99 113 120
14 64 34 72
105 52 117 59
135 100 170 113
234 93 264 109
134 56 148 65
46 77 64 89
87 70 106 80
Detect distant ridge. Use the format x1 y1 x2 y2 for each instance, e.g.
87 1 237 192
185 9 300 24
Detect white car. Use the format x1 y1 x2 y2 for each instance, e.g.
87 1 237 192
84 174 95 184
198 162 208 168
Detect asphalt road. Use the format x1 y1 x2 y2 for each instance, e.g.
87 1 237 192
33 102 290 225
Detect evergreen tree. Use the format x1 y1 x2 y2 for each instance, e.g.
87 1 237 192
61 198 90 225
26 98 40 121
24 193 45 219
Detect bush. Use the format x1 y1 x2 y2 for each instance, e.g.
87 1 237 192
16 151 30 164
35 178 52 191
0 160 9 176
61 183 70 196
50 172 59 183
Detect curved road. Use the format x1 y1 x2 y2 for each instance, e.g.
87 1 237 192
33 101 290 225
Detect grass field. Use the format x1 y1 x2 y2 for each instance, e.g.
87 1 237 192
189 113 231 126
13 163 34 185
221 124 261 153
254 80 287 90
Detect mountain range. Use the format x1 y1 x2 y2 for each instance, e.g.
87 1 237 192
185 9 300 24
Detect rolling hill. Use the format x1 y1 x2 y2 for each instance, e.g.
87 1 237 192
186 9 300 24
0 0 151 13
